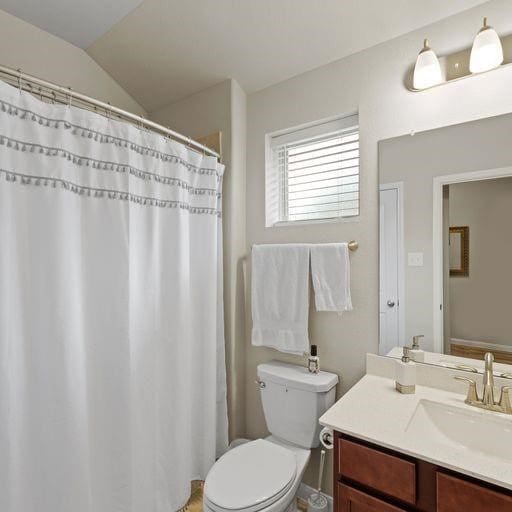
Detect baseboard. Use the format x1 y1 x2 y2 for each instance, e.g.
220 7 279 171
297 483 333 512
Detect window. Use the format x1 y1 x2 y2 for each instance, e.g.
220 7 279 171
265 114 359 226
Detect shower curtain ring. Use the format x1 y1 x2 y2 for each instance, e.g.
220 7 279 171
107 102 112 121
67 87 72 108
51 91 57 105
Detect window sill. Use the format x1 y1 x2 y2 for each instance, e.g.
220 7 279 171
268 215 360 228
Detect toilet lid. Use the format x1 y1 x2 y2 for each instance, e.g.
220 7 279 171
204 439 297 512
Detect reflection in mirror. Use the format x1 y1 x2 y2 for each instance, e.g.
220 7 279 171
378 113 512 373
449 226 469 277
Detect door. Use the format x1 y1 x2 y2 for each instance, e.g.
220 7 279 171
379 185 401 355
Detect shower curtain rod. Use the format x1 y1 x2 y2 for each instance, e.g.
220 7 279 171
0 63 220 159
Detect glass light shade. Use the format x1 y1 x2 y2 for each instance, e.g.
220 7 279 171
413 40 443 90
469 18 504 73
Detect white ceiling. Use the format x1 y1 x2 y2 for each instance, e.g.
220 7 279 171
0 0 489 111
0 0 144 48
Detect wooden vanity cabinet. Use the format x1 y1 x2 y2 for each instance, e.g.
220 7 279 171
436 473 512 512
333 432 512 512
338 484 407 512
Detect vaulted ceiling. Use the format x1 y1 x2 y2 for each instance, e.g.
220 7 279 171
0 0 490 112
0 0 144 48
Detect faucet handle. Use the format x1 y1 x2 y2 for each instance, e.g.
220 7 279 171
454 376 479 403
499 386 512 414
454 364 478 373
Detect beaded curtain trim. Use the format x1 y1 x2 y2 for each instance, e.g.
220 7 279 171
0 168 221 216
0 93 223 217
0 98 221 176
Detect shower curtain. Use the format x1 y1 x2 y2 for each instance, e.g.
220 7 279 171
0 80 228 512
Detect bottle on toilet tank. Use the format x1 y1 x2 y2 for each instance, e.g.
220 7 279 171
308 345 320 374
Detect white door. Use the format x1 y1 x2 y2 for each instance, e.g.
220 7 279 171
379 186 401 355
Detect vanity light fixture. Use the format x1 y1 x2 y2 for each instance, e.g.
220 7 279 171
469 17 504 73
413 39 442 90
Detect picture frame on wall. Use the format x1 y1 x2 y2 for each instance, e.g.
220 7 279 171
449 226 469 277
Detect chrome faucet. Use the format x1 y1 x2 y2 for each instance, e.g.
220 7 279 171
455 352 512 415
482 352 495 406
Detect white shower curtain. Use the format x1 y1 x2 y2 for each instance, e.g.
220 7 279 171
0 80 228 512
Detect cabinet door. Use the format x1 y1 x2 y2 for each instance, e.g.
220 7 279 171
338 484 407 512
338 438 416 505
437 472 512 512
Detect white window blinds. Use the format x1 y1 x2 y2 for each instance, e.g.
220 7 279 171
266 114 359 226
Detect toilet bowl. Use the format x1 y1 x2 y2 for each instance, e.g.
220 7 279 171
203 361 338 512
203 436 309 512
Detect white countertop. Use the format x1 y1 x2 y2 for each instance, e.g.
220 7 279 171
319 374 512 490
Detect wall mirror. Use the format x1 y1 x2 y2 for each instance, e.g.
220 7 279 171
378 112 512 375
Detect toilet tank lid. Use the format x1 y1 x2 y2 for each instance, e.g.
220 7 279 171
257 361 338 392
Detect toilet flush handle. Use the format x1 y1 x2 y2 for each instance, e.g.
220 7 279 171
255 379 266 389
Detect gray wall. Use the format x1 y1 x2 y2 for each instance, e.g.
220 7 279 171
246 0 512 494
380 113 512 351
449 178 512 346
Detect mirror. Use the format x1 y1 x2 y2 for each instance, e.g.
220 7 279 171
378 113 512 374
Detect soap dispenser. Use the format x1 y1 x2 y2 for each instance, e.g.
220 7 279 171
410 335 425 363
395 346 416 394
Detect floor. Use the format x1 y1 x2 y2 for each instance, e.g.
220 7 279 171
180 481 204 512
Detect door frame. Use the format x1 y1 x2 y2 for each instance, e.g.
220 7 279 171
432 166 512 353
380 182 405 349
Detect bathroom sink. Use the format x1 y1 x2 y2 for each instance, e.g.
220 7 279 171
405 399 512 462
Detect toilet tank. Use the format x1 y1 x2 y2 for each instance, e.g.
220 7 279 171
257 361 338 449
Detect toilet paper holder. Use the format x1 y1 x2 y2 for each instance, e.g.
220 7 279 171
319 427 334 450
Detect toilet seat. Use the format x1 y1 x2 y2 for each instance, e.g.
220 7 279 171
204 439 297 512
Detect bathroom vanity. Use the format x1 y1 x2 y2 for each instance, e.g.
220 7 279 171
334 433 512 511
320 357 512 512
354 116 512 511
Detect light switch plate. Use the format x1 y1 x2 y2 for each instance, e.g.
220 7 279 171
408 252 424 267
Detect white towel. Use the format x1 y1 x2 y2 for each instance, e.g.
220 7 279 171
310 243 353 313
251 244 310 355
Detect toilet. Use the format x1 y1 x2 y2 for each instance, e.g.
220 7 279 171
203 361 338 512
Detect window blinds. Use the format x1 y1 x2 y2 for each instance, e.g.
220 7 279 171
266 114 359 224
